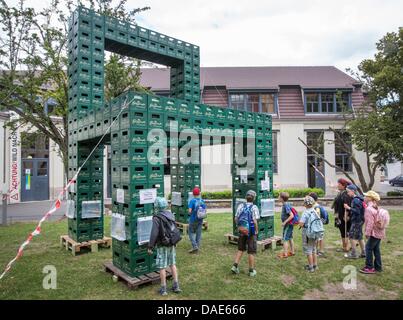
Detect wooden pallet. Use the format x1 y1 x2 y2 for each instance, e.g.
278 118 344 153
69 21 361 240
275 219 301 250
104 261 172 290
176 220 209 234
60 235 112 256
225 234 283 252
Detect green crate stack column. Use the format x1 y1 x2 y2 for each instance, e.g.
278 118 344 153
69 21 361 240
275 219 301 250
231 112 274 240
110 91 164 277
67 7 106 242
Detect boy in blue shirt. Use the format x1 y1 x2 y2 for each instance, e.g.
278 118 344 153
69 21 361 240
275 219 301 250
278 192 295 259
187 187 206 254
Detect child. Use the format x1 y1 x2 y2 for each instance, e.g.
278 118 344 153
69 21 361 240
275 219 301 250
343 184 366 259
187 187 206 254
299 196 323 272
309 192 329 257
360 191 390 274
277 192 295 258
231 190 260 277
148 197 182 296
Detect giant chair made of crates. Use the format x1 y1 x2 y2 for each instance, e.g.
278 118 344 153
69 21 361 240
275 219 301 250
67 6 274 278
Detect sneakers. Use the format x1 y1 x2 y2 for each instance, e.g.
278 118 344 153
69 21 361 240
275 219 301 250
231 265 240 274
277 252 289 259
249 269 257 277
188 248 199 254
304 265 317 272
359 253 366 258
159 286 168 296
317 251 326 258
359 267 376 274
172 282 182 293
344 253 359 259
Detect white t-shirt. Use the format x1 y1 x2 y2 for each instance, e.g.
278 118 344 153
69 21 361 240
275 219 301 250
236 203 260 220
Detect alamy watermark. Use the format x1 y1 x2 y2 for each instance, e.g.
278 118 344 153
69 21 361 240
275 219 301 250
342 265 357 290
42 265 57 290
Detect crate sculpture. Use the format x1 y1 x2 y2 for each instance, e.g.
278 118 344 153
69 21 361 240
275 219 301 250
67 6 274 277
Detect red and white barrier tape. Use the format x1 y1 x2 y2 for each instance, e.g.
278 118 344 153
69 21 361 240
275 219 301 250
0 98 132 281
0 175 77 280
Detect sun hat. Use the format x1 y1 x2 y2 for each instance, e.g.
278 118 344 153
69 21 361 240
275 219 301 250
246 190 256 199
154 197 168 211
363 190 381 202
304 196 315 206
346 184 358 191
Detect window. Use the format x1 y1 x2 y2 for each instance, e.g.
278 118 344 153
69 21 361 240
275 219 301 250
321 92 334 113
272 132 278 173
261 94 275 114
305 91 351 113
306 131 324 155
230 94 246 110
246 94 259 112
336 92 350 113
21 132 49 159
335 131 353 172
229 93 277 114
306 93 320 113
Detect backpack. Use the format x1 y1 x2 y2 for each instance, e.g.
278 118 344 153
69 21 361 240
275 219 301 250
305 209 324 240
289 207 300 225
157 214 182 246
315 204 329 225
237 203 255 236
375 208 390 230
195 198 207 219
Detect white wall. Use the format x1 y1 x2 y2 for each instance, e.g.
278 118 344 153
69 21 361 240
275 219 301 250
201 144 232 191
49 138 65 199
386 161 403 180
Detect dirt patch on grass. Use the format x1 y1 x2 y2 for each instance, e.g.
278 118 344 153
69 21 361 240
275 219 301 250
392 251 403 256
303 281 399 300
281 275 296 287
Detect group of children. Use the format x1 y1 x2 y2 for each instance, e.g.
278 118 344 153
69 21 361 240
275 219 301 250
147 182 390 295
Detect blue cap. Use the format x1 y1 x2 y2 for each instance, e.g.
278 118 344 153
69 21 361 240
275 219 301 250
346 184 358 191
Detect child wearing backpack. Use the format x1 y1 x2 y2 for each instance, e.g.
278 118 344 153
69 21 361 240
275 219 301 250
309 192 329 257
343 184 366 259
360 191 390 274
299 196 324 272
187 187 207 254
277 192 296 259
231 190 260 277
148 197 182 296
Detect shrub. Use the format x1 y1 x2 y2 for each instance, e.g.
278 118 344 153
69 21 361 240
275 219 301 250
387 190 403 197
273 188 325 198
201 190 232 199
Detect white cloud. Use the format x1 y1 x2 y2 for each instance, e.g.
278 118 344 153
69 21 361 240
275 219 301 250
130 0 403 70
4 0 403 71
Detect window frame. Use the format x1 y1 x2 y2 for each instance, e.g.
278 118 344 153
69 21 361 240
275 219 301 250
228 92 278 114
304 90 352 114
334 130 353 173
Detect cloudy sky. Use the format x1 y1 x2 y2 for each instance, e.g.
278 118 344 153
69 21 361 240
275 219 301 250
8 0 403 72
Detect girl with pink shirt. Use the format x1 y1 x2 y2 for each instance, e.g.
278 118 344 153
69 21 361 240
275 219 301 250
359 191 390 274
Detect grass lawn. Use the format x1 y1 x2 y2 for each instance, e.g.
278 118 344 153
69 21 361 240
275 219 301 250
0 211 402 300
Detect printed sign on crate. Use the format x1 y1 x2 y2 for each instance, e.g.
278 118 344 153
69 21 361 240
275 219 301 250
171 192 182 206
117 188 124 204
139 188 157 204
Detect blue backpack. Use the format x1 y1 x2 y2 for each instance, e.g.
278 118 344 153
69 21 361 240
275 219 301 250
306 209 325 240
195 198 207 219
315 205 329 225
237 203 255 236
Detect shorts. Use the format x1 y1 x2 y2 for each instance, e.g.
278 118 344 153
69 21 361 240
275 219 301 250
337 219 352 238
156 245 176 269
348 221 364 240
302 234 318 255
282 224 294 241
238 234 257 254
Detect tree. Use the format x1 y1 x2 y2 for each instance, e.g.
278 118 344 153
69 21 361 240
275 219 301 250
0 0 150 176
300 28 403 192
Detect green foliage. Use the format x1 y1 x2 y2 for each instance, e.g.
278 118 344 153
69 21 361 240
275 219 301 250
273 188 325 198
387 190 403 197
201 190 232 199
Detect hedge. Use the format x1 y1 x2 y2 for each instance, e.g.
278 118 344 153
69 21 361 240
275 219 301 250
386 190 403 197
167 188 325 200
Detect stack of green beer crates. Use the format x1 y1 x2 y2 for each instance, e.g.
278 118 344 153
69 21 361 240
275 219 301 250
231 112 274 240
110 91 165 277
67 6 106 242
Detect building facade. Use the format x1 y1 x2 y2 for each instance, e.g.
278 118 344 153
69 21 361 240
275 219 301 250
140 66 381 196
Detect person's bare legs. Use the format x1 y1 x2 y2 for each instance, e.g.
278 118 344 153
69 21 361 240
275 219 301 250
359 240 365 255
290 239 295 254
160 269 167 287
282 241 289 254
248 254 255 270
307 254 314 266
234 250 243 264
170 265 178 283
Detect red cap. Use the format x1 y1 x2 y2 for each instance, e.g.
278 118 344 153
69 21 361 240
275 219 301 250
193 187 200 196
